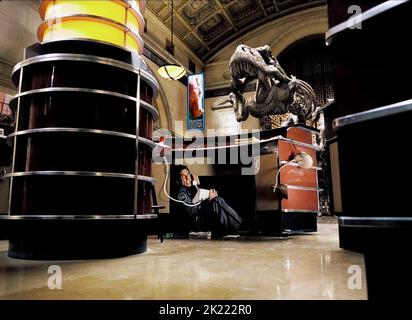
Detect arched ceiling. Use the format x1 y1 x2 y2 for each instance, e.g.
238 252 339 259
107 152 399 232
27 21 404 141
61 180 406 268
146 0 326 62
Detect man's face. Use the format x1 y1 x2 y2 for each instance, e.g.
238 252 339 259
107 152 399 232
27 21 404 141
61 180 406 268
179 169 192 188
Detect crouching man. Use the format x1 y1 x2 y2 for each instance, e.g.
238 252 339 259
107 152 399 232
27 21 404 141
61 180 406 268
172 165 242 239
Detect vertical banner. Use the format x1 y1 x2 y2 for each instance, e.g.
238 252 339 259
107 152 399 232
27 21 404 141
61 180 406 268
187 73 205 131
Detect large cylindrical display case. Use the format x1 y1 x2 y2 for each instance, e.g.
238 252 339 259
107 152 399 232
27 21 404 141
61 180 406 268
1 0 160 259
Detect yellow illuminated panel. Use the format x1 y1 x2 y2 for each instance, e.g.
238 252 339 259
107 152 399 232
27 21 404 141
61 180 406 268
43 19 125 47
44 1 125 22
125 32 139 54
127 10 140 34
38 0 145 55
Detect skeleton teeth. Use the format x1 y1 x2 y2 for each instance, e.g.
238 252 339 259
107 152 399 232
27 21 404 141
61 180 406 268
231 63 239 77
231 60 260 78
236 62 241 75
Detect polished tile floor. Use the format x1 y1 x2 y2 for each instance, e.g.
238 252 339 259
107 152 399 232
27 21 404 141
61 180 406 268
0 217 367 299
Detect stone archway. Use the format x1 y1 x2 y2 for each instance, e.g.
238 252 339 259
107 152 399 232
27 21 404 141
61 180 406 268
268 20 329 57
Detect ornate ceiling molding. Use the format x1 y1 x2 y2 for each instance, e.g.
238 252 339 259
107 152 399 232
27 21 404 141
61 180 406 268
146 0 326 62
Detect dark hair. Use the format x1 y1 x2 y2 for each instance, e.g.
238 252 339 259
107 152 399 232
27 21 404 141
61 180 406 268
173 165 190 185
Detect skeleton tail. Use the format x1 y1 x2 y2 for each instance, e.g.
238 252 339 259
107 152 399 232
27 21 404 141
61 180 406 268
294 79 316 118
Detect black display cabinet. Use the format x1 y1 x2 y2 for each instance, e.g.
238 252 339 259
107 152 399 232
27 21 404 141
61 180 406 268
326 0 412 299
0 40 160 259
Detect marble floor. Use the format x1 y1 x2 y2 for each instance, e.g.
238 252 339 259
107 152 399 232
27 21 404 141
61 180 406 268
0 217 367 299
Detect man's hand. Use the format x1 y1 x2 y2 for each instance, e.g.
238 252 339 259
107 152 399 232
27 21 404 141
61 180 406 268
192 173 200 186
209 189 218 200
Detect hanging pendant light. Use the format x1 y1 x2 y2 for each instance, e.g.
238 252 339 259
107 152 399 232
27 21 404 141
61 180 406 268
157 0 186 80
157 64 186 80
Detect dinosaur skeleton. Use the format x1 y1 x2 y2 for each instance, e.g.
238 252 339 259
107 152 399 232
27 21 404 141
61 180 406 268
221 44 316 126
